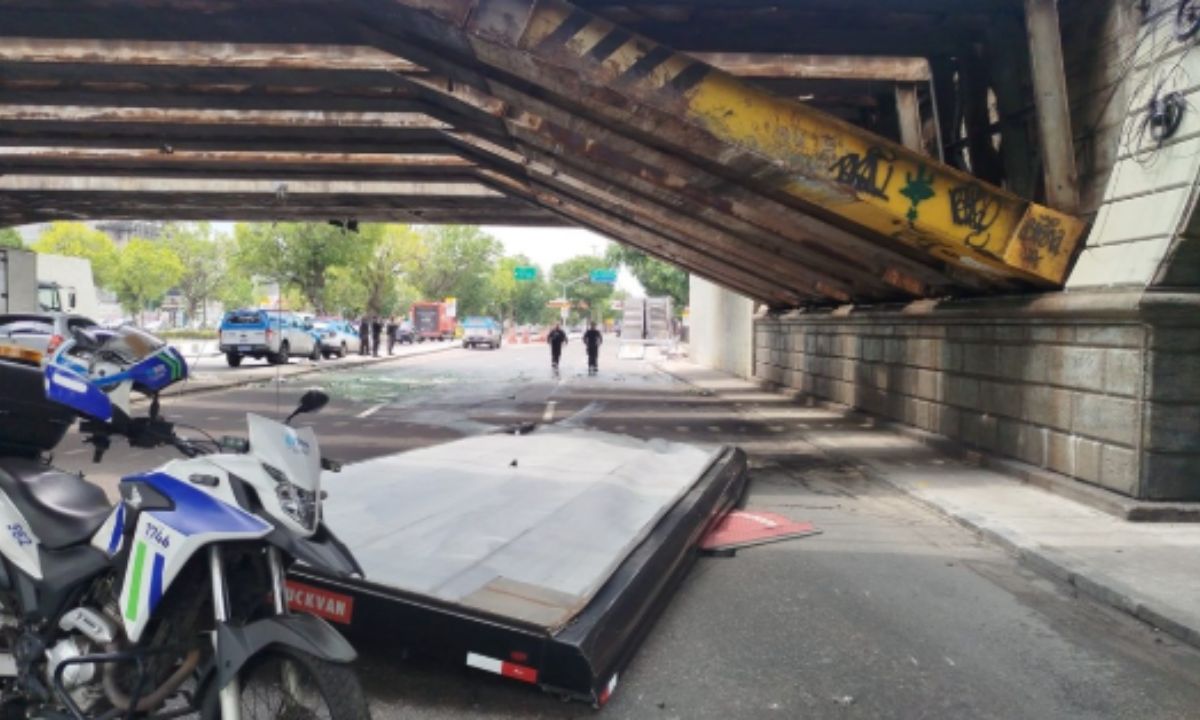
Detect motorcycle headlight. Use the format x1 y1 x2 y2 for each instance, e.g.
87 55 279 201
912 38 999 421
262 463 318 531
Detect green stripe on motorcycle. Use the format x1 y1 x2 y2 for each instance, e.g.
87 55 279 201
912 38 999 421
126 541 147 621
160 351 182 380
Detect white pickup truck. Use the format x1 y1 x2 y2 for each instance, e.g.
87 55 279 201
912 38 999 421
218 308 321 367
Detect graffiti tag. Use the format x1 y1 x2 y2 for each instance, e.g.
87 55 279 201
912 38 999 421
949 182 1001 247
829 147 896 199
1017 216 1066 267
899 165 935 226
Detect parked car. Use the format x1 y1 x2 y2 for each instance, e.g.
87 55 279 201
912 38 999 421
396 320 415 345
218 308 320 367
0 312 97 360
313 318 362 358
462 316 502 350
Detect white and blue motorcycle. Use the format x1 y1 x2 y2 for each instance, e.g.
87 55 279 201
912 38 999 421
0 326 369 719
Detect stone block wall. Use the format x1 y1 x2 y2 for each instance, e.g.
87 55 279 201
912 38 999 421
754 292 1200 501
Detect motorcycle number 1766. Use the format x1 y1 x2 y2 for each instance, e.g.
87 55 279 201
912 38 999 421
144 522 171 549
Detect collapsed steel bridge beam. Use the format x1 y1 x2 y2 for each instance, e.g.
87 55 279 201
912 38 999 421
478 169 805 305
460 136 823 302
362 36 968 299
364 0 1087 287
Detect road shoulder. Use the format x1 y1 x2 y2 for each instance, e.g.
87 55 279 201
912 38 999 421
659 358 1200 651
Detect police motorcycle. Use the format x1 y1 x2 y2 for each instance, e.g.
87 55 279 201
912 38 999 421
0 326 369 719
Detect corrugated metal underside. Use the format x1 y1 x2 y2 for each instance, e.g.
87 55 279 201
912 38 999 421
0 0 1085 307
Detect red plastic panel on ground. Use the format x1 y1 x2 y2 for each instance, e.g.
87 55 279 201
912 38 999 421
701 510 820 551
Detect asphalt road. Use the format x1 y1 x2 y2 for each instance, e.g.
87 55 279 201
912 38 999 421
53 339 1200 719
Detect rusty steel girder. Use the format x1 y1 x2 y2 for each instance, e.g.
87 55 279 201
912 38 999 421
374 0 1087 287
362 41 964 301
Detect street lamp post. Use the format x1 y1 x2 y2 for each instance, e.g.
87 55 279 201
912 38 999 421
559 273 591 321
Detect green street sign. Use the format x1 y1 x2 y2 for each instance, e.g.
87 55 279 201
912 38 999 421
589 268 618 284
514 266 537 281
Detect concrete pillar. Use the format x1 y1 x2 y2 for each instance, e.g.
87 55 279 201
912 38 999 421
894 83 926 155
1025 0 1080 213
688 274 754 379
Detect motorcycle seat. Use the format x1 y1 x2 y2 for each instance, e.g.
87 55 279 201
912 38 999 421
0 458 111 550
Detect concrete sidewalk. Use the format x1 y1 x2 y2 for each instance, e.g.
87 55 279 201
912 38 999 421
660 359 1200 650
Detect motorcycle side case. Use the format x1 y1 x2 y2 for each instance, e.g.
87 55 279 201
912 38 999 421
0 359 75 456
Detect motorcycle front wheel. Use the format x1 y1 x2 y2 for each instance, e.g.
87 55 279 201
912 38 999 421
200 647 370 720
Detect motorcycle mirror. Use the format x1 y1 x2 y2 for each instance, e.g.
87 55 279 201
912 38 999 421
285 389 330 424
70 325 102 351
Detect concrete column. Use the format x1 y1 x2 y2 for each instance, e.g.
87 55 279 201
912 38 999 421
689 274 754 379
894 83 926 155
1025 0 1080 213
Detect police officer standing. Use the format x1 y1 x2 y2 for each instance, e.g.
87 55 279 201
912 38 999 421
371 316 383 357
358 316 371 356
386 316 398 355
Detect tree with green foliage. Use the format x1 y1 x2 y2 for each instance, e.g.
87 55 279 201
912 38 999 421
416 225 501 317
605 244 688 309
232 222 368 314
491 255 553 323
0 228 23 249
362 224 425 317
213 234 255 312
550 255 617 323
162 222 225 325
325 224 426 318
113 238 185 322
32 221 120 288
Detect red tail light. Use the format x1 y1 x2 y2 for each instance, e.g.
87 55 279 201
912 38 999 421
266 328 275 341
46 334 64 354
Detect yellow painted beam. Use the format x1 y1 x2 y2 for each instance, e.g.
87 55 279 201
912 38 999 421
430 0 1087 287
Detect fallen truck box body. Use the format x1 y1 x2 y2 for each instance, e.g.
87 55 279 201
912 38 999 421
288 427 748 705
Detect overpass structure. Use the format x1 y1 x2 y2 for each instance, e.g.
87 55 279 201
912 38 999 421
2 0 1198 501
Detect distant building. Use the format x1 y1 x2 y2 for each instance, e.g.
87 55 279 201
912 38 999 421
15 220 166 247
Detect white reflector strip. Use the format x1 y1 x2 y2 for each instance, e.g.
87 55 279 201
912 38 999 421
466 652 503 675
465 652 539 684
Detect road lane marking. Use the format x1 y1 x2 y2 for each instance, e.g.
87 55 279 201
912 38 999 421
542 401 557 422
356 403 386 419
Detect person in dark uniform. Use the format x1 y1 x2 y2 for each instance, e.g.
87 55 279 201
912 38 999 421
386 316 398 355
547 322 567 371
583 321 603 375
358 316 370 356
371 316 383 357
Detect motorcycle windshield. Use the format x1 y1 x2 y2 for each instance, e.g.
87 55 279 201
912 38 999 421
90 326 188 393
247 413 321 491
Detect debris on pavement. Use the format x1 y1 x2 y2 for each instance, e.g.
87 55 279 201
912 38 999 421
700 509 821 552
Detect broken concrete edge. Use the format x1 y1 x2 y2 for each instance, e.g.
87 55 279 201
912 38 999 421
131 343 460 405
654 360 1200 653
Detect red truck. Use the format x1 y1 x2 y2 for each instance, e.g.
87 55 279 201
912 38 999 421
411 301 455 341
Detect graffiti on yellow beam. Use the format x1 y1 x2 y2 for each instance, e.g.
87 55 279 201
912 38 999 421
684 71 1086 284
510 0 1087 287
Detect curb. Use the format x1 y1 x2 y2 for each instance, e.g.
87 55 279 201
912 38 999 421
657 361 1200 652
867 472 1200 651
137 343 460 404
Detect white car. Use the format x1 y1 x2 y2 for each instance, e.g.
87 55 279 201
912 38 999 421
218 309 320 367
313 319 362 358
0 312 98 360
